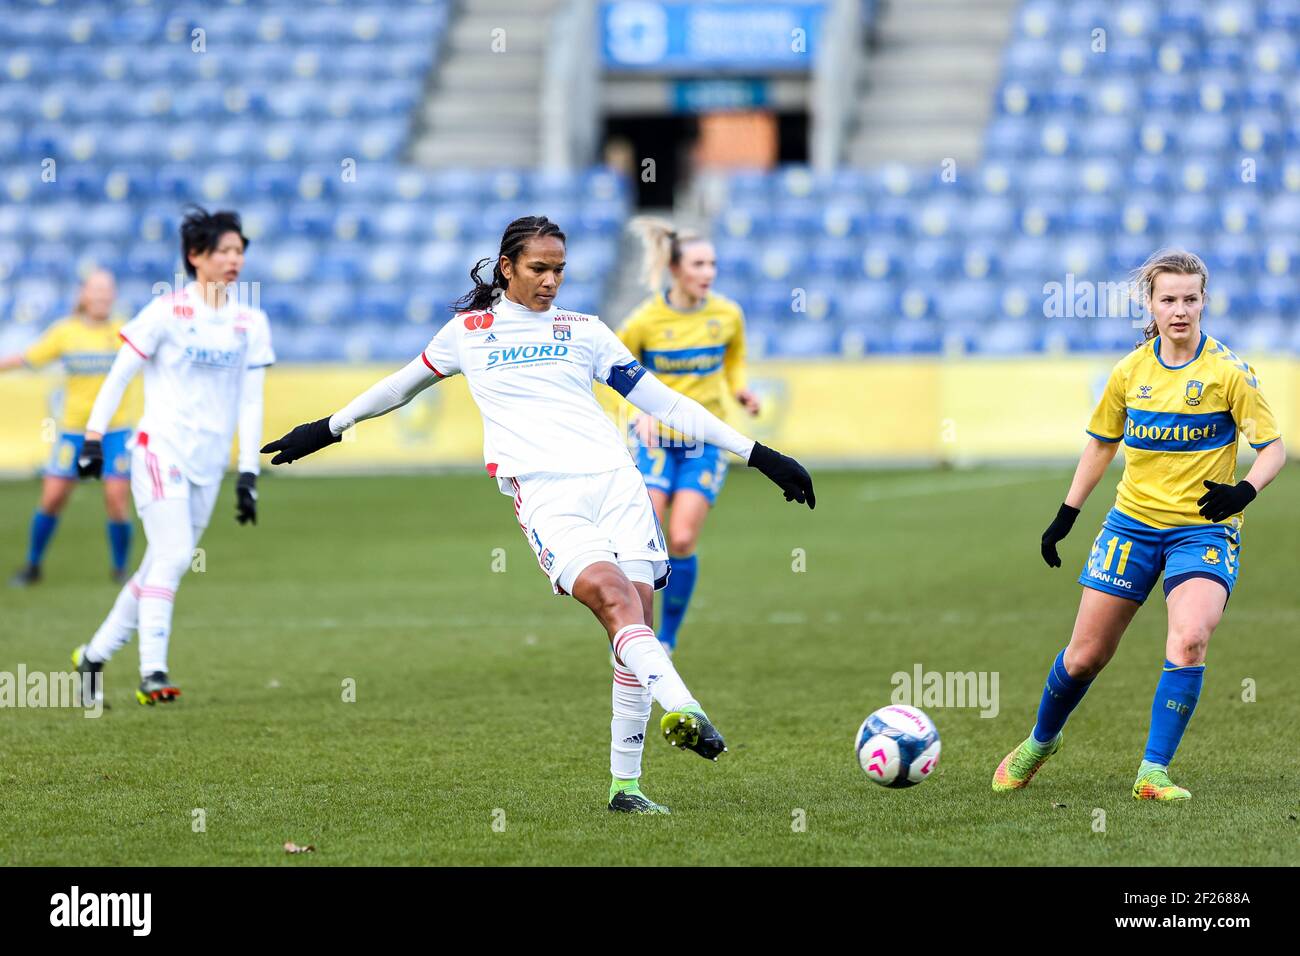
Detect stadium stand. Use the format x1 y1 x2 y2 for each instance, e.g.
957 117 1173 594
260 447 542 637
0 0 631 361
708 0 1300 358
7 0 1295 364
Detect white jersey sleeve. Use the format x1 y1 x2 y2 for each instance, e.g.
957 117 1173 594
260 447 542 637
244 311 276 368
118 296 170 358
329 355 442 436
85 346 146 436
625 372 755 459
422 317 463 378
589 319 646 395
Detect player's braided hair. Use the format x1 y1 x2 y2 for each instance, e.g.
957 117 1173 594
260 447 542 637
1131 249 1209 345
452 215 566 313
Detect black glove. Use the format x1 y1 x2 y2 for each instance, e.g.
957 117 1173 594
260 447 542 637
77 438 104 479
261 417 341 465
747 442 815 509
235 472 257 525
1040 503 1080 568
1197 479 1256 523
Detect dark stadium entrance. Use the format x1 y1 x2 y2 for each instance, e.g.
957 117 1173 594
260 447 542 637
603 110 809 208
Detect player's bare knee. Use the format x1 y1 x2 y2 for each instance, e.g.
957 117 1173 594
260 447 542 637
1167 626 1211 666
104 482 130 520
1063 644 1108 680
667 532 695 556
41 481 74 513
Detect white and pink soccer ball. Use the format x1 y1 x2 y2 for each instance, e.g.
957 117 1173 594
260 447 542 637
855 705 941 788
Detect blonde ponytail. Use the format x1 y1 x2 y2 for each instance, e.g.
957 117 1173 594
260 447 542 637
627 215 702 292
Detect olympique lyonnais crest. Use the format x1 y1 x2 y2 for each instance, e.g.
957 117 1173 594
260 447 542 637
168 464 183 484
552 324 571 341
1185 380 1203 406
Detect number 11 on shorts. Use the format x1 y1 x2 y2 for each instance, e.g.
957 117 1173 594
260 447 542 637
1099 535 1133 576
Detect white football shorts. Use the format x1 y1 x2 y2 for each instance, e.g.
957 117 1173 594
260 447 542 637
506 465 670 596
130 432 222 531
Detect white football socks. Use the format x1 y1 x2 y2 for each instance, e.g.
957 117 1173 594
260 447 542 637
85 570 144 663
611 624 698 714
611 668 651 780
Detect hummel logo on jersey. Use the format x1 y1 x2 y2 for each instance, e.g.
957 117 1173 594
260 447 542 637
1137 385 1153 399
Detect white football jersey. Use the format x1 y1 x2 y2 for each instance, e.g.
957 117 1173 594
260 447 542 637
119 283 275 485
422 294 644 487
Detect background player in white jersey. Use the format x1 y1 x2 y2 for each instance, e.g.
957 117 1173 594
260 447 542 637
72 207 274 705
262 215 814 814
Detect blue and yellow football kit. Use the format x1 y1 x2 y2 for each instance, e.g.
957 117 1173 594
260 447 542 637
24 314 135 479
617 291 748 506
1080 331 1280 602
16 313 138 579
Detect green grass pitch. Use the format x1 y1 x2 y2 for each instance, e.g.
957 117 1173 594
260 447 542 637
2 466 1296 865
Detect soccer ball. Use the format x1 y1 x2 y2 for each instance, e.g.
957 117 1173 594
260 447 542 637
855 705 941 788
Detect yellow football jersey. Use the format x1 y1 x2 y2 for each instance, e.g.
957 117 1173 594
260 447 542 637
616 291 748 422
23 314 134 431
1087 332 1280 529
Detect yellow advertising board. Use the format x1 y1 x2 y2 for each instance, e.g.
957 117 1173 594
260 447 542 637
0 358 1294 475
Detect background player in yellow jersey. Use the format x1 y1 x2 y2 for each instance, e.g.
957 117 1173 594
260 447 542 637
0 270 135 585
618 217 761 653
993 250 1287 802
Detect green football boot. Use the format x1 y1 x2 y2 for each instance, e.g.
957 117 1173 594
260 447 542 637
71 644 108 708
136 671 181 706
608 778 670 814
1133 767 1191 801
992 733 1062 792
660 706 727 761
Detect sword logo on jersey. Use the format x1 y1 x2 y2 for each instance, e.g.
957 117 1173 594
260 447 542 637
1185 380 1203 406
484 344 570 370
183 346 244 369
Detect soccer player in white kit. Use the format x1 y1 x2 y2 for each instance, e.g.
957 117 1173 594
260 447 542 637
262 216 814 814
72 207 274 705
